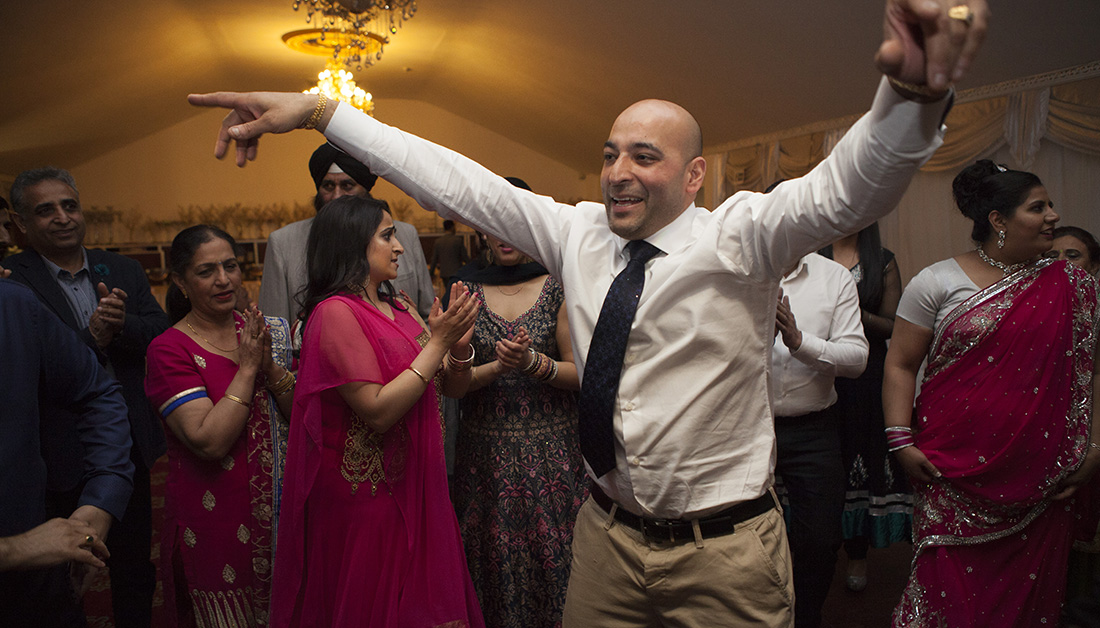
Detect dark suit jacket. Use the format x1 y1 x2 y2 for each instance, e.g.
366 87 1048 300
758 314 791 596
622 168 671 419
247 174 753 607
0 279 133 624
5 248 169 488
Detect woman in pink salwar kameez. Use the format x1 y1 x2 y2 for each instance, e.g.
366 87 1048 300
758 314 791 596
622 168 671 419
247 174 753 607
885 161 1100 627
270 195 484 628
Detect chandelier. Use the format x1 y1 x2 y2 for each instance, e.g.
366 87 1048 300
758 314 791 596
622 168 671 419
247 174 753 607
289 0 417 70
304 62 376 116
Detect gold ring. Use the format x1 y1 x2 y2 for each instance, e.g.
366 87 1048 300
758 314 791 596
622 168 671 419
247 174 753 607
82 534 94 547
948 5 974 25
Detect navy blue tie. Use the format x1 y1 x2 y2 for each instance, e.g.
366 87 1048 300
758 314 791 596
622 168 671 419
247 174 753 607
578 239 662 478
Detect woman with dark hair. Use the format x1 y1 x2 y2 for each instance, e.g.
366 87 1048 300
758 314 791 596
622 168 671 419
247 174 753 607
448 179 585 627
1052 225 1100 276
886 160 1099 626
145 224 295 627
270 196 484 627
819 223 909 592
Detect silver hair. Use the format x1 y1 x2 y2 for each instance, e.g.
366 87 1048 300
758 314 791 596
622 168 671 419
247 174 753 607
10 167 80 215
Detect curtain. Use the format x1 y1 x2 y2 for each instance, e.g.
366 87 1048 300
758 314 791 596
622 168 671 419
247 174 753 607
716 74 1100 284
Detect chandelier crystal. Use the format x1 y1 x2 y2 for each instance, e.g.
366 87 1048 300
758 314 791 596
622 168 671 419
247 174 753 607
291 0 417 70
304 62 375 115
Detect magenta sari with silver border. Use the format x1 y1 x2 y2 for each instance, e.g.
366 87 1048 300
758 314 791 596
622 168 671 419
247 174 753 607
893 259 1098 627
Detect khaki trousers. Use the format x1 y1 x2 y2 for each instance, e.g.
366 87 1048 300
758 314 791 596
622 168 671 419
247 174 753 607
563 494 794 628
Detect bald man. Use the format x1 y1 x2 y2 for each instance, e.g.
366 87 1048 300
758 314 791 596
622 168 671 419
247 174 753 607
189 1 988 624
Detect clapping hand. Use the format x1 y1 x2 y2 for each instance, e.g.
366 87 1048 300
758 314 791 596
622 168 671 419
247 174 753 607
88 283 127 349
429 281 480 347
774 293 802 351
496 327 533 372
237 305 268 373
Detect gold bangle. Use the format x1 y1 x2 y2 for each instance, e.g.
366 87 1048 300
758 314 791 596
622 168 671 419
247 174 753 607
223 393 251 408
447 347 475 373
301 94 328 130
887 75 947 104
267 370 295 396
407 366 430 384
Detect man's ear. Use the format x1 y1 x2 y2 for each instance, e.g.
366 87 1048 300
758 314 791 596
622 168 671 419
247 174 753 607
10 211 27 234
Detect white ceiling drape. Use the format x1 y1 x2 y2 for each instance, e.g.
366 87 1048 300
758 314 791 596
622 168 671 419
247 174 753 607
713 73 1100 284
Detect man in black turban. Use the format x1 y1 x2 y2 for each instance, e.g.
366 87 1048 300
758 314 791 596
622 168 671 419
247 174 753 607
259 144 435 323
307 142 379 211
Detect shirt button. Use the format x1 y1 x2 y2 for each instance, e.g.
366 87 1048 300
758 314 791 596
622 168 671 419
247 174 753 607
623 402 635 412
630 456 642 467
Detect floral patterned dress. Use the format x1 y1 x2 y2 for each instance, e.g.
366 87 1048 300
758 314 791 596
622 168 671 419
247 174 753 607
451 276 588 628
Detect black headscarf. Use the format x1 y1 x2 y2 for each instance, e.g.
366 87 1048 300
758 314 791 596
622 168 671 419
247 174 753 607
308 143 379 191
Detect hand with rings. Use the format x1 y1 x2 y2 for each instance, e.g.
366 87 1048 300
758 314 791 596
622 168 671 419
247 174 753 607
0 518 109 571
876 0 990 95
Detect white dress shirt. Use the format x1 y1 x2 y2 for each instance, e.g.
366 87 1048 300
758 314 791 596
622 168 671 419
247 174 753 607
324 77 949 518
772 254 868 417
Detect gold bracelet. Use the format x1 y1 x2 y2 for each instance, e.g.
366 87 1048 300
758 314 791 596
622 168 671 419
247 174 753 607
223 393 251 408
887 75 947 104
447 347 476 373
301 94 328 130
267 370 295 396
407 366 430 384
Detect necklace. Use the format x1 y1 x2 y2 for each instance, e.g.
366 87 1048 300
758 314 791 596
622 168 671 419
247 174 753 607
976 246 1028 276
185 317 238 353
495 284 523 296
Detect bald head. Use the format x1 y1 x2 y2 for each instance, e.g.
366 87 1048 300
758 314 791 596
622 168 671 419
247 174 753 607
613 100 703 163
601 99 707 240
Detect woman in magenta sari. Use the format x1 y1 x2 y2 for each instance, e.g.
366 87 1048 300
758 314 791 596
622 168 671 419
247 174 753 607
145 225 295 626
885 161 1100 627
271 195 484 628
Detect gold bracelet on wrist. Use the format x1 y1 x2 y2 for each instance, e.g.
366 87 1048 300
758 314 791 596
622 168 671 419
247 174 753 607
447 347 476 373
223 393 251 408
301 94 328 130
887 75 947 104
407 366 430 384
267 370 296 397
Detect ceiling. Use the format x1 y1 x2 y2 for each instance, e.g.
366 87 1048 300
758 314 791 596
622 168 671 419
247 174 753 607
2 1 1099 177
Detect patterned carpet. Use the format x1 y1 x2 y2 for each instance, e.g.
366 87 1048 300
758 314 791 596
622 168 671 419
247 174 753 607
83 456 168 628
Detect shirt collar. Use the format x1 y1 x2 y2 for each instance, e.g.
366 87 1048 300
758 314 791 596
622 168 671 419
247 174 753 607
40 248 89 279
780 255 811 284
612 204 698 261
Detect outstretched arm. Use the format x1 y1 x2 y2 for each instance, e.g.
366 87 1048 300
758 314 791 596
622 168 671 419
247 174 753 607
188 1 989 167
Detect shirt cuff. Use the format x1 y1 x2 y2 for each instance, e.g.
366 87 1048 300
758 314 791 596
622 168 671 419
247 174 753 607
790 333 826 365
868 75 952 156
77 469 135 523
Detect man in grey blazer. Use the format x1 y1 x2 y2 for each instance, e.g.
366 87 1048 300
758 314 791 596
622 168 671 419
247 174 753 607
258 143 435 323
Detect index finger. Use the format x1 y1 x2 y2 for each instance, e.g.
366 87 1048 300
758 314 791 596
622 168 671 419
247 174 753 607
188 92 245 161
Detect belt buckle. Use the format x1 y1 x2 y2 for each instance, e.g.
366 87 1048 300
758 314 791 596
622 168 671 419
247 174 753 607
642 518 679 543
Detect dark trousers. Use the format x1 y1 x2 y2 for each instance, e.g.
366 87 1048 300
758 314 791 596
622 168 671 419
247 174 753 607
46 449 156 628
774 407 845 628
0 566 85 628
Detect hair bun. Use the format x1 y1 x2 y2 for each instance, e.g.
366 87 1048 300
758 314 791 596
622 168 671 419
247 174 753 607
952 159 1003 218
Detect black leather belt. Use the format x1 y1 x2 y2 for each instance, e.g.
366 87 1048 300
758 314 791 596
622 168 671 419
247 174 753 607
589 481 776 543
